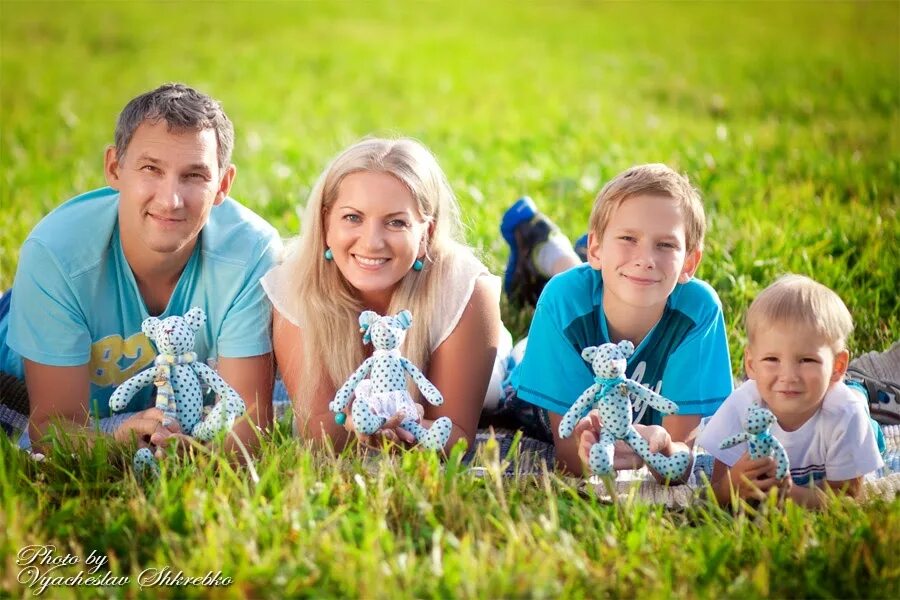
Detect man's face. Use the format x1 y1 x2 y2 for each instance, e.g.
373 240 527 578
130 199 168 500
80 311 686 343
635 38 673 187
105 120 234 265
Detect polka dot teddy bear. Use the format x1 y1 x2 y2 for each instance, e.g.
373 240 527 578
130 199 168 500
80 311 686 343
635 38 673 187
109 307 246 480
558 340 691 479
719 402 790 480
329 310 453 451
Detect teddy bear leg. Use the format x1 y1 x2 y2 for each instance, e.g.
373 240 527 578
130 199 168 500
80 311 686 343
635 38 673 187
624 428 690 481
588 430 617 476
133 447 160 482
409 417 452 451
351 398 386 435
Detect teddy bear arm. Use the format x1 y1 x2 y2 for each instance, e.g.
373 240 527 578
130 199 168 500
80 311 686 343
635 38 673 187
625 381 678 415
559 384 600 439
191 363 246 415
719 432 750 450
399 357 443 406
109 368 159 412
330 359 373 412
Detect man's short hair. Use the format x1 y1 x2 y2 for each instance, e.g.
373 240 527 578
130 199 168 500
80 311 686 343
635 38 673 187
114 83 234 170
746 274 854 352
588 163 706 253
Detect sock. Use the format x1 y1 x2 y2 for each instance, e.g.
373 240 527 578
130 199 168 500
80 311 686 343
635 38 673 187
534 235 581 277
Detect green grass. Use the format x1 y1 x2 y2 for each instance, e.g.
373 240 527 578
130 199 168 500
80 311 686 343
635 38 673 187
1 1 899 597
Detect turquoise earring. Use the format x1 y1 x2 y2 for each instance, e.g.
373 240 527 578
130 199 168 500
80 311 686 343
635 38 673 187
324 248 333 261
412 258 424 272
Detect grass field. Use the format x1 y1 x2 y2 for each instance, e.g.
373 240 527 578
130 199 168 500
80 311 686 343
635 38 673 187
1 1 899 597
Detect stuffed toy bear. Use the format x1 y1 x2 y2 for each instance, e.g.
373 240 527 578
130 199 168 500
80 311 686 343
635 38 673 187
109 307 245 480
329 310 452 451
719 403 790 480
558 340 692 479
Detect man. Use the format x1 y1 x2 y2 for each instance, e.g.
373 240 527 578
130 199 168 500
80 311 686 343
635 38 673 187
0 83 281 457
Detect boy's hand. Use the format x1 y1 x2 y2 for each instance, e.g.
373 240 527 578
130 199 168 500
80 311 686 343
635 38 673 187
634 424 674 455
576 410 602 471
575 413 675 471
728 452 779 500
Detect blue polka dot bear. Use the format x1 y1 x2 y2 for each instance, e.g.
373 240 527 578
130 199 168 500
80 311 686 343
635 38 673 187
558 340 692 480
329 310 453 451
109 307 246 481
719 402 790 480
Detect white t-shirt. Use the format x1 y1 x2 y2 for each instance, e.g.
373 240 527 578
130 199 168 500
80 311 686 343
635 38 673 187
698 380 884 485
261 248 501 353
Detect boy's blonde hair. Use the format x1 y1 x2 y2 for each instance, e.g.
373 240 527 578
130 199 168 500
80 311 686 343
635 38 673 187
281 137 473 409
588 163 706 252
746 274 854 352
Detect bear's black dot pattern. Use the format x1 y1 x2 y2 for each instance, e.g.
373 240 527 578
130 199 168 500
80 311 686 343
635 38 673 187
559 341 691 478
109 307 246 478
719 404 790 479
332 310 452 450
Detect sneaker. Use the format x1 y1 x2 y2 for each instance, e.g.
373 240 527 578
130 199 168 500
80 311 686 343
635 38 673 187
500 196 555 306
573 233 589 263
847 342 900 426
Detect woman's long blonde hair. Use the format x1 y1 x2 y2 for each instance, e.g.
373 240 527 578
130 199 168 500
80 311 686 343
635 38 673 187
282 137 470 405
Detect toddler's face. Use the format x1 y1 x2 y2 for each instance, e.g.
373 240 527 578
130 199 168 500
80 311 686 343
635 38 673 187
744 323 849 431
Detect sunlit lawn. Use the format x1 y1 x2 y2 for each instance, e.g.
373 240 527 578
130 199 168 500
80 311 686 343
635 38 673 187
1 1 898 597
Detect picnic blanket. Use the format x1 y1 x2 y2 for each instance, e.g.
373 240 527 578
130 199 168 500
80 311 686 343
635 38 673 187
7 380 899 506
466 426 900 508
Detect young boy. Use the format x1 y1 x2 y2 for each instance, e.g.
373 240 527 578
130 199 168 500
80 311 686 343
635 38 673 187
503 164 733 476
698 275 883 507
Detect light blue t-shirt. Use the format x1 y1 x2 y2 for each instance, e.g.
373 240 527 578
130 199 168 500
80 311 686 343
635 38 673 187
510 263 733 425
1 187 281 417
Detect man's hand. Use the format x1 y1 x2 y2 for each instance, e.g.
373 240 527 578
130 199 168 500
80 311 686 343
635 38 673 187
113 408 194 457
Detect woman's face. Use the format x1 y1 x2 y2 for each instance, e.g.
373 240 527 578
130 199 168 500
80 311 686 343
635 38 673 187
325 171 428 312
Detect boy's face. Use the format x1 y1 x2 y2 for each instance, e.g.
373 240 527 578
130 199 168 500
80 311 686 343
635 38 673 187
586 194 701 313
745 324 849 430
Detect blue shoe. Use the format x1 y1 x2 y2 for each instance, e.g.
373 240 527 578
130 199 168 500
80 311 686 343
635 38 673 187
500 196 555 306
573 233 589 263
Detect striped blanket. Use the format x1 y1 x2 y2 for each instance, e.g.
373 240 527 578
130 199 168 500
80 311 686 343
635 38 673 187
467 425 900 507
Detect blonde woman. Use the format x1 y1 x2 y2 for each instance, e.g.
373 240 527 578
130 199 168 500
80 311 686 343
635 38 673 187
262 138 509 451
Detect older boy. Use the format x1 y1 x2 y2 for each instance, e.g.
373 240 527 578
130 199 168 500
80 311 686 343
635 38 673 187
504 164 733 476
698 275 883 507
0 83 281 455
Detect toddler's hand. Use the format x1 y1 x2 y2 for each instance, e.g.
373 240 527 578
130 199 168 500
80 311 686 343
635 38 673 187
729 452 779 501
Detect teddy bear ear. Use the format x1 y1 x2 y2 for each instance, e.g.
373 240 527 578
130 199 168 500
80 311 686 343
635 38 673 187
184 307 206 332
581 346 598 362
359 311 378 328
394 310 413 330
141 317 160 340
617 340 635 357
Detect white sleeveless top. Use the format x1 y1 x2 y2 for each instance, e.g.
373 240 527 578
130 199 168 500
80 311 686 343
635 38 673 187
261 250 500 352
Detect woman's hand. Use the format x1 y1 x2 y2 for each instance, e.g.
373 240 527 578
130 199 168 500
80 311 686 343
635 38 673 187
343 404 416 449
